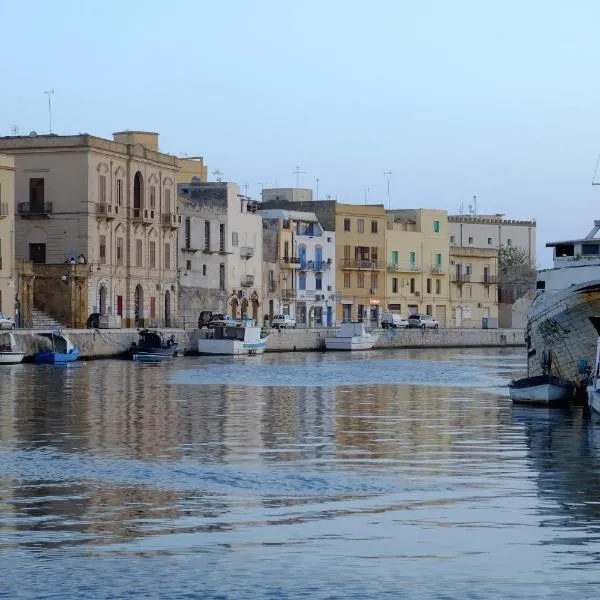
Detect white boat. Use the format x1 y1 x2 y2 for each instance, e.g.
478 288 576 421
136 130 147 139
508 375 574 405
526 220 600 394
197 319 270 355
586 317 600 414
324 321 379 351
0 333 26 364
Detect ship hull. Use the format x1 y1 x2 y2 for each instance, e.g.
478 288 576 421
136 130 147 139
526 280 600 390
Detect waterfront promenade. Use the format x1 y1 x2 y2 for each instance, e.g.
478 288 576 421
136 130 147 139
7 326 525 359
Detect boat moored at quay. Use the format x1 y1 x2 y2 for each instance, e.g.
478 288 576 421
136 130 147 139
526 220 600 394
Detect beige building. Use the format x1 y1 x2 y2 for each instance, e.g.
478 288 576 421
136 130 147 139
177 156 208 185
449 245 498 327
177 182 263 324
0 131 180 327
385 209 451 326
0 154 15 315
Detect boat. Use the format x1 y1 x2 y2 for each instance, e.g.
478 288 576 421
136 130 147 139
586 317 600 414
129 329 179 361
197 318 270 355
33 332 80 364
324 321 379 351
508 374 574 405
0 333 26 364
526 220 600 394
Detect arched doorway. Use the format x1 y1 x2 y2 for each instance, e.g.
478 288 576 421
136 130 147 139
99 284 107 315
251 291 259 321
164 290 171 327
134 284 144 326
241 298 249 319
230 297 238 319
134 171 143 218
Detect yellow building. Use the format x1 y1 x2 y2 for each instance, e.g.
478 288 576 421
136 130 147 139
449 245 498 327
0 154 15 315
336 203 386 324
177 156 208 184
385 209 451 326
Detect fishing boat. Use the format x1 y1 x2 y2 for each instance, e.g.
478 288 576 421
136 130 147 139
129 329 179 362
33 332 80 364
586 317 600 414
324 321 379 351
0 333 26 364
197 318 269 355
508 374 574 405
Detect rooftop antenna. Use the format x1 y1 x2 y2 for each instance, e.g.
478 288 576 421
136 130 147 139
10 125 18 135
293 165 306 190
315 177 319 201
472 195 477 215
363 187 370 205
212 169 223 182
384 171 392 209
44 89 55 134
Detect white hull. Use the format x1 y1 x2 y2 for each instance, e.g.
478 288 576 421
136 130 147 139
324 334 379 351
197 337 269 355
0 352 25 365
588 387 600 414
526 280 600 389
509 383 572 404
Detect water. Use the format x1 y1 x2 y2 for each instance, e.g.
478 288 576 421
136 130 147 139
2 348 600 598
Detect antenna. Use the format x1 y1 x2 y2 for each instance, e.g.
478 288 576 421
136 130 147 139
473 195 477 215
593 154 600 185
293 165 306 189
363 187 370 205
10 125 18 136
315 178 319 201
384 171 392 209
212 169 223 182
44 89 55 134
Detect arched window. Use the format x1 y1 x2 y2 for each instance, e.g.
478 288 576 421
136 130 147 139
202 264 207 276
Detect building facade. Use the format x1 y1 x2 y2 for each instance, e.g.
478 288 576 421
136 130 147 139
385 209 451 326
0 154 15 315
177 156 208 185
0 131 180 328
177 182 263 324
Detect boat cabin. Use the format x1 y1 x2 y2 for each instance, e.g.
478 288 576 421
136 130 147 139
135 329 175 349
37 332 75 354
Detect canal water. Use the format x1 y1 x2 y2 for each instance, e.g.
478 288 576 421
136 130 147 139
1 348 600 599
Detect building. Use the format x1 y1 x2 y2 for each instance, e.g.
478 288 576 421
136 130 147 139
447 213 536 266
177 181 263 324
260 209 336 327
177 156 208 185
0 131 180 328
449 245 498 327
0 154 15 315
262 188 314 204
385 209 451 326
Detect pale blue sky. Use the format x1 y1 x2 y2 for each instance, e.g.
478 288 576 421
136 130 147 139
3 0 600 266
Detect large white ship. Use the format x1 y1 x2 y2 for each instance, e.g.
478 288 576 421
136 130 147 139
526 220 600 392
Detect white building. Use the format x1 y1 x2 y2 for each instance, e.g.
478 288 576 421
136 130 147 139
260 209 336 327
177 182 263 325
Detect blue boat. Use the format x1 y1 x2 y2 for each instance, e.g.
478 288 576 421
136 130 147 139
33 332 81 364
129 329 178 362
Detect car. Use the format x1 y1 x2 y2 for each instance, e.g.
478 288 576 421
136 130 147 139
381 312 409 329
271 314 296 329
204 314 240 329
0 312 15 330
407 314 439 329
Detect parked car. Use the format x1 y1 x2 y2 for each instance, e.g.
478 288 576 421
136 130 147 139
0 312 15 330
381 312 409 329
271 314 296 329
86 313 100 328
407 314 439 329
203 314 240 329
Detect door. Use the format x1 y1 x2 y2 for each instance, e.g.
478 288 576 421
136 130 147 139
315 246 323 271
435 305 446 328
29 243 46 264
164 291 171 327
299 246 307 269
342 304 352 322
327 305 333 327
391 250 398 266
117 295 123 317
455 307 462 327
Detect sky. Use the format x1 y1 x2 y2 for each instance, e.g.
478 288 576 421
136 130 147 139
3 0 600 267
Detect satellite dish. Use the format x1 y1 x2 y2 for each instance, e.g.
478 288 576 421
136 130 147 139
191 176 201 184
29 131 38 137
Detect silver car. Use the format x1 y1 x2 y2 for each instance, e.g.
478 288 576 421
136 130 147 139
407 314 439 329
0 312 15 330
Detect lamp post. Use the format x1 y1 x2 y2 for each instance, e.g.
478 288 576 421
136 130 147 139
44 89 55 134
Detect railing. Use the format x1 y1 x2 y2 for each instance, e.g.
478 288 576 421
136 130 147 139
281 289 296 300
387 263 422 273
339 259 384 270
280 256 300 267
241 275 255 287
132 207 155 223
301 260 331 271
17 202 53 216
430 265 445 274
451 274 471 283
483 275 498 284
96 203 118 219
0 202 8 218
162 212 181 228
240 246 254 259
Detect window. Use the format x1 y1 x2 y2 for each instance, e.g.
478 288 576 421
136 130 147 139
150 297 156 319
468 286 472 299
357 219 364 233
507 238 512 246
284 240 289 259
99 235 106 265
149 241 156 268
410 278 416 293
232 232 239 246
136 239 142 267
299 274 307 290
149 185 156 210
357 273 365 288
391 250 398 266
409 251 416 269
371 220 378 234
343 273 351 288
219 224 225 252
468 236 474 244
186 259 191 271
344 218 351 232
116 179 123 206
344 245 351 260
316 275 322 290
370 273 378 290
433 220 440 233
485 286 490 299
29 178 45 211
426 278 432 294
450 235 455 243
392 277 398 293
435 253 442 268
185 218 191 249
466 263 472 275
204 220 211 251
202 264 207 276
436 279 441 294
487 237 492 245
426 305 433 316
219 264 225 290
165 188 172 213
99 175 107 203
116 237 124 265
164 243 171 270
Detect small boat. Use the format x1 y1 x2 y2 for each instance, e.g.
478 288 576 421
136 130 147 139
197 318 270 355
33 331 80 364
0 333 26 364
587 317 600 414
324 321 379 351
508 374 574 405
129 329 179 361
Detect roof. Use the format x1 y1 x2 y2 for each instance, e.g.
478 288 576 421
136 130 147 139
259 208 319 223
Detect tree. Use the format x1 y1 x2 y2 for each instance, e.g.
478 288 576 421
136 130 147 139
498 244 532 270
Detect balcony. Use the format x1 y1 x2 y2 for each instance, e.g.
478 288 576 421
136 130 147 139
96 202 117 220
241 274 255 287
483 275 498 284
280 256 300 268
162 212 181 229
240 246 254 259
268 281 277 293
131 207 154 225
17 202 52 218
430 265 445 274
281 289 296 300
0 203 8 218
340 259 384 270
387 262 422 273
451 274 471 283
304 260 331 271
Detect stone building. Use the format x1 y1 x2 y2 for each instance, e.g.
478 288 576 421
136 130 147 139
177 181 263 324
0 131 180 328
0 154 15 316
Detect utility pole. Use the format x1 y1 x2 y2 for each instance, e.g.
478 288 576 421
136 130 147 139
363 187 370 205
293 165 306 190
44 89 55 134
315 178 319 201
384 171 392 209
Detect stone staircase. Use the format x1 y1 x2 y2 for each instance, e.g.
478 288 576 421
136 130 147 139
31 308 65 330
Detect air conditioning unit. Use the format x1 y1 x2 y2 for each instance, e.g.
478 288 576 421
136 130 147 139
415 291 421 297
477 302 483 308
327 258 332 264
327 285 332 291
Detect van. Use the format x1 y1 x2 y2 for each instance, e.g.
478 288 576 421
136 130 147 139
381 313 409 329
271 314 296 329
